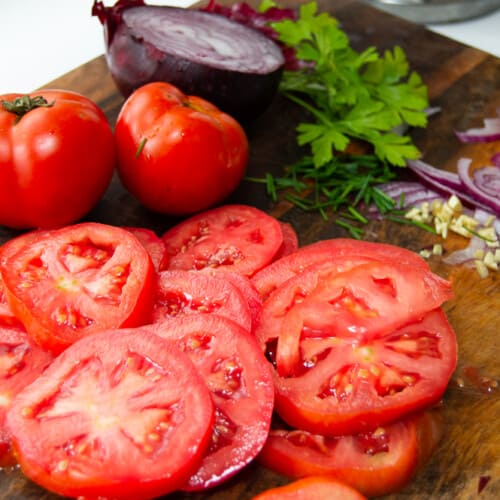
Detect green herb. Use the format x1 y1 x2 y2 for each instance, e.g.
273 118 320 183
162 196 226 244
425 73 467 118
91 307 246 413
135 137 148 158
247 1 430 237
247 153 398 235
271 1 429 168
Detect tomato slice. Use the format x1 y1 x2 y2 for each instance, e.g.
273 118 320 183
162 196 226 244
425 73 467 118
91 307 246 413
0 223 156 353
273 222 299 261
258 409 443 498
5 328 214 499
268 309 456 436
252 476 367 500
123 226 168 272
0 274 22 328
152 270 253 332
257 260 452 377
0 324 53 467
148 314 275 491
251 238 436 299
161 204 283 277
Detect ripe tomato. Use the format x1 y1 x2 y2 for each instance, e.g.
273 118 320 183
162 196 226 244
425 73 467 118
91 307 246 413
152 270 253 332
114 82 248 215
0 91 115 229
252 476 367 500
258 409 443 498
0 223 156 353
5 328 215 499
161 204 284 277
0 324 54 467
148 314 275 491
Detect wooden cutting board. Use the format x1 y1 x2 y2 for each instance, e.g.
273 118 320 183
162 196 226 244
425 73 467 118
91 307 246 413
1 1 499 498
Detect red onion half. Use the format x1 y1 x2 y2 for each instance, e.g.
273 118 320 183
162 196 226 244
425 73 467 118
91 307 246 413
92 1 285 122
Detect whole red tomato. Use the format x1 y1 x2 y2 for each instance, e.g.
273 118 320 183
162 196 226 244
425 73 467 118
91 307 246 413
0 91 115 229
114 82 248 215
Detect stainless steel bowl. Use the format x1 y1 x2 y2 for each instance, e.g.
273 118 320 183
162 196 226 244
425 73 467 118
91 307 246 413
363 0 500 24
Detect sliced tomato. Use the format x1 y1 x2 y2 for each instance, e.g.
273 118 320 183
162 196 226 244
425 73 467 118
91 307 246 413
152 270 253 332
5 328 214 499
0 223 156 353
123 226 168 272
206 269 263 331
251 238 437 300
266 309 456 436
148 314 275 491
252 476 366 500
0 324 54 467
258 409 443 498
161 204 283 277
0 274 22 328
257 260 453 378
273 222 299 261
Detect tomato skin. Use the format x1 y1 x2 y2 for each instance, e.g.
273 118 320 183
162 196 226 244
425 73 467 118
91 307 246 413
0 223 156 353
258 409 443 498
5 328 215 499
252 476 367 500
123 226 168 272
0 90 115 229
115 82 248 215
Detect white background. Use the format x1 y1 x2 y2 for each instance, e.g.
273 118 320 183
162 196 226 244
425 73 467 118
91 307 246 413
0 1 499 96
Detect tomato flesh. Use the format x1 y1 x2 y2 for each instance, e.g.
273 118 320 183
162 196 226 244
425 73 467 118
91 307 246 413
0 223 156 353
162 205 284 277
153 270 253 332
258 409 443 497
148 314 274 491
0 324 54 466
5 328 214 499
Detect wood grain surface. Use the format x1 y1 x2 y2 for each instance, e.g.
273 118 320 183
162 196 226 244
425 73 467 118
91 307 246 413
1 1 499 499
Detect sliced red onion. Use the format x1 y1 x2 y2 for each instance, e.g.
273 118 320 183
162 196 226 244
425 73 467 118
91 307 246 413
367 181 444 216
442 235 487 266
457 158 500 215
455 108 500 143
92 1 285 122
472 166 500 199
492 152 500 168
406 159 495 214
406 159 463 191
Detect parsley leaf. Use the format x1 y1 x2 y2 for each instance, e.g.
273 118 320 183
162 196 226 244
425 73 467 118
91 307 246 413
271 1 429 168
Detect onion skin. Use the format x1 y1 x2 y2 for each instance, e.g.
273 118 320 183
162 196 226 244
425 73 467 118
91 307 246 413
92 1 285 122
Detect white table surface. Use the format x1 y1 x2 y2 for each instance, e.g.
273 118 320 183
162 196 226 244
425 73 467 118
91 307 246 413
0 1 499 96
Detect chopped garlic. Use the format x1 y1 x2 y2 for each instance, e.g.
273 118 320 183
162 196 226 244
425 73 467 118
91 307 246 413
419 249 432 258
484 252 499 270
407 193 499 278
432 244 443 256
474 260 489 279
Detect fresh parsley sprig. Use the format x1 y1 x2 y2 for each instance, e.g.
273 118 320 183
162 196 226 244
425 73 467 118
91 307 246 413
246 1 431 237
271 1 429 168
